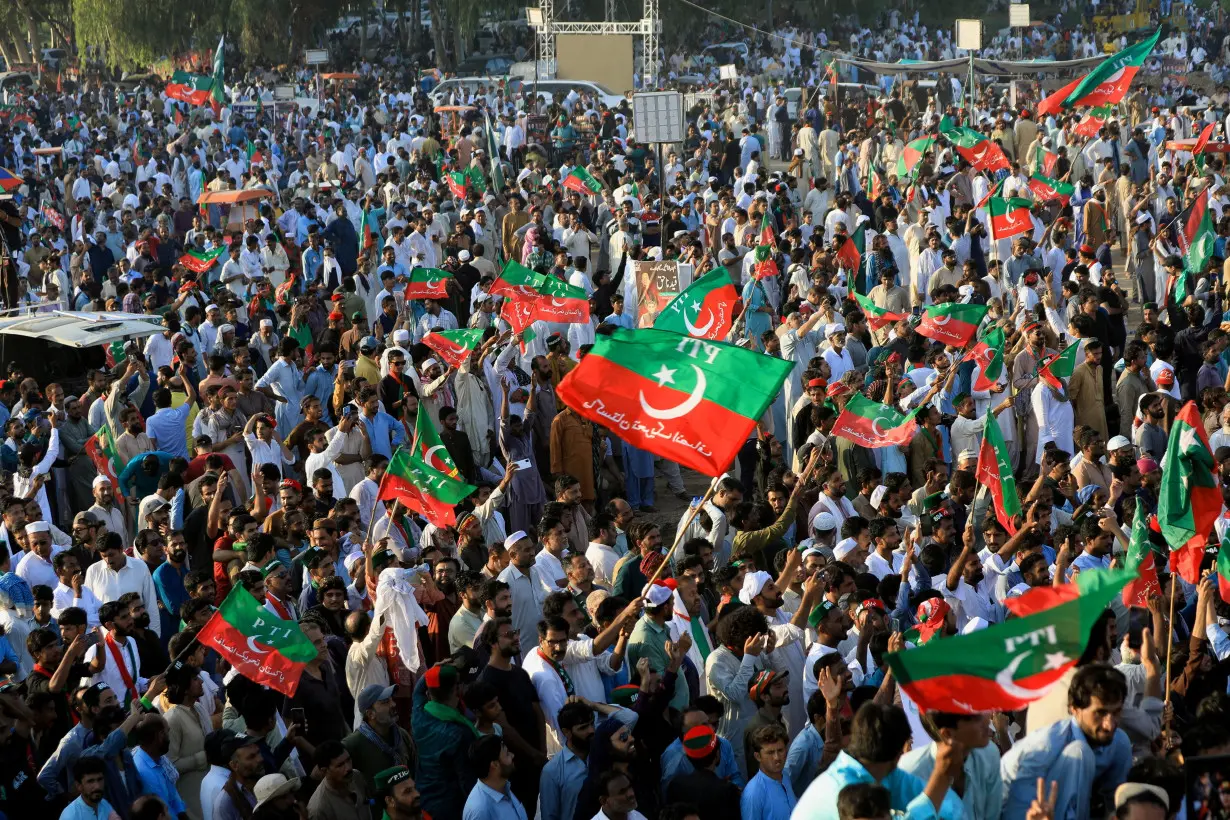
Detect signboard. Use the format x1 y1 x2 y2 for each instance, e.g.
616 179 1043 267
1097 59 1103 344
955 19 982 51
1008 3 1030 27
718 64 738 81
525 114 549 147
304 49 330 66
633 259 680 328
632 91 684 145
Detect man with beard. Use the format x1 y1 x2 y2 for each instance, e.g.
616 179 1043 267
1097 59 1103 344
85 533 161 638
343 684 415 793
937 517 1003 629
422 557 462 665
741 568 822 738
62 757 116 820
741 671 791 778
538 699 636 820
497 532 550 658
307 740 370 820
84 600 148 707
374 766 424 820
214 735 266 820
476 617 546 811
119 591 170 677
152 530 190 636
899 711 1002 818
463 734 526 820
87 476 127 550
262 559 299 621
252 773 303 820
132 713 190 819
448 571 487 653
412 662 480 819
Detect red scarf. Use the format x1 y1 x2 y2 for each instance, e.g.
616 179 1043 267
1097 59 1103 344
266 594 291 620
33 663 77 723
104 632 139 705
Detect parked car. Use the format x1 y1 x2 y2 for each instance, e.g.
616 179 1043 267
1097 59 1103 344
0 311 162 393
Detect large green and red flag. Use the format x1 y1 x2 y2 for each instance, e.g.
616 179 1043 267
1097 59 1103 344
358 210 376 251
445 172 469 198
84 426 124 505
1177 188 1215 279
210 35 228 108
1159 401 1220 583
1123 502 1162 607
1073 106 1114 139
885 567 1134 713
179 246 226 274
533 275 590 324
1036 28 1161 115
1027 174 1075 207
165 71 214 106
976 412 1020 535
555 328 791 476
1035 144 1060 177
562 165 603 195
490 259 547 300
379 448 476 527
500 298 538 353
465 165 487 194
832 393 922 449
963 326 1005 391
853 292 908 331
404 267 453 300
408 402 460 479
197 585 317 696
752 212 777 279
422 328 485 370
834 231 862 283
915 303 987 347
987 197 1034 240
976 176 1005 210
895 136 936 178
654 267 738 340
1037 342 1079 391
943 125 1010 172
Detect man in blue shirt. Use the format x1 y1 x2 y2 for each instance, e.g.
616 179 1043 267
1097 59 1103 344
539 698 638 820
462 734 528 820
304 347 339 426
132 712 189 819
358 385 405 458
145 364 197 459
60 756 117 820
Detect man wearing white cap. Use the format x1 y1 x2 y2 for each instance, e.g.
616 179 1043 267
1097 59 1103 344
15 521 59 590
497 530 550 657
807 468 856 535
740 568 822 738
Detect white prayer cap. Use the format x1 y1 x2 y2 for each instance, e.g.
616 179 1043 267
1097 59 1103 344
801 546 827 562
811 511 837 532
218 323 235 335
1135 212 1151 225
738 571 773 605
870 485 889 508
260 318 273 328
392 329 411 345
957 448 978 462
1108 435 1132 451
343 551 364 574
420 357 441 371
206 303 219 312
824 323 844 338
643 582 673 607
458 250 471 261
504 530 529 549
24 521 50 535
833 537 859 560
93 475 112 488
961 616 989 634
793 148 804 156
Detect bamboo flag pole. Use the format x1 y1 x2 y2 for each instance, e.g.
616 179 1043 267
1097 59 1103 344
1163 571 1177 718
646 478 718 588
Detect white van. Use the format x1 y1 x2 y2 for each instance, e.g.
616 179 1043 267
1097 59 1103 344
530 80 626 110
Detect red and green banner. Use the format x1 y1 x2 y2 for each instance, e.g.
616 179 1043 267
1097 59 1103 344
180 246 225 274
976 413 1020 535
1159 401 1220 584
84 426 124 505
1038 342 1079 391
409 402 460 479
853 293 908 331
197 586 317 696
379 448 476 527
490 259 546 300
835 225 865 293
555 328 791 476
976 177 1005 210
533 275 590 324
964 326 1005 391
832 393 922 449
1035 145 1059 177
562 165 603 195
1123 502 1161 607
500 297 538 353
1036 28 1161 115
915 302 987 347
446 171 469 198
752 212 777 280
165 71 214 106
210 35 227 108
654 267 738 340
987 197 1034 240
885 567 1134 713
404 267 453 300
1027 174 1075 206
1178 188 1215 278
1072 106 1113 139
896 136 936 178
943 125 1010 172
422 328 484 370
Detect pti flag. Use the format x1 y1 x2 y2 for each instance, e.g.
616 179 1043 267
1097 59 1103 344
422 328 484 369
563 165 603 195
404 267 452 300
1177 188 1216 278
916 303 987 347
987 197 1034 240
83 426 124 505
379 448 476 527
976 414 1021 535
1158 401 1220 584
1123 503 1162 608
165 71 214 106
409 402 460 479
555 328 791 476
490 259 546 300
964 326 1005 391
197 586 317 696
1027 174 1075 206
884 567 1134 713
832 394 922 449
896 136 936 178
944 125 1010 172
1218 529 1230 603
533 276 590 324
654 267 738 341
854 293 908 331
180 246 226 274
1073 106 1113 139
752 212 777 279
1036 28 1161 115
1038 342 1079 391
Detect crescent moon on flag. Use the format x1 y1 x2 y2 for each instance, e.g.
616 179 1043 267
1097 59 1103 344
247 636 269 654
639 365 707 420
931 314 951 326
424 444 448 469
551 297 569 307
995 651 1053 700
869 414 893 439
684 307 715 337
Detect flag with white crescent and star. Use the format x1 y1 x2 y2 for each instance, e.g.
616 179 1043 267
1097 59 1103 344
197 585 317 696
422 328 485 370
884 567 1135 713
555 328 791 476
916 302 987 347
409 401 462 479
653 267 738 341
987 197 1034 241
379 448 476 527
831 393 923 449
404 267 453 300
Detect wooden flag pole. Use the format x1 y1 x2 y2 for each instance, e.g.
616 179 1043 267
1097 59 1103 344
1163 570 1177 719
646 478 718 588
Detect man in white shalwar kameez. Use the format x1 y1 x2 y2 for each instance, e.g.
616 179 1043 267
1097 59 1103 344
1032 377 1075 464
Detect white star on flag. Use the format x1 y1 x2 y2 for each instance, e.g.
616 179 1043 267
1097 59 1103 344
1043 651 1070 671
653 366 677 387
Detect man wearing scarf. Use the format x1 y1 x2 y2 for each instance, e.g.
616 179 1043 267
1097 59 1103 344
411 662 480 820
343 684 415 794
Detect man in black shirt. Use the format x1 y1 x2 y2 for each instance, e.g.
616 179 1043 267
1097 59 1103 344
475 617 545 814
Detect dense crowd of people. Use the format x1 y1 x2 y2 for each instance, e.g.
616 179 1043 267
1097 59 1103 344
3 7 1230 820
